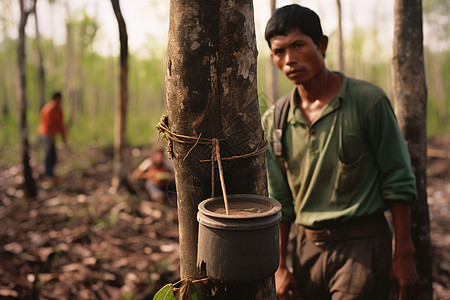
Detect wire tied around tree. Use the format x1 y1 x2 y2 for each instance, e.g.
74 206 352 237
157 115 268 162
157 115 269 215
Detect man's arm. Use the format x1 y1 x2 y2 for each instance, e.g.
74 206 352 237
389 201 419 300
262 106 299 298
275 221 300 300
131 159 152 180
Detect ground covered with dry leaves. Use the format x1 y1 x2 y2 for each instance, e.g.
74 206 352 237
0 146 180 299
0 136 449 300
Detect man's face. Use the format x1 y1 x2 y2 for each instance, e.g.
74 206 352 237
152 151 164 166
270 30 327 85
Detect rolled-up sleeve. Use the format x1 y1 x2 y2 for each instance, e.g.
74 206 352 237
366 96 417 204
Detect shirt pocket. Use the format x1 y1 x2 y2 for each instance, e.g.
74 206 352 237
333 149 364 194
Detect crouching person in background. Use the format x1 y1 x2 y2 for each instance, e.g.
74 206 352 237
131 147 175 204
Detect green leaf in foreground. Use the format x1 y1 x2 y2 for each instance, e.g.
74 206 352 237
153 284 176 300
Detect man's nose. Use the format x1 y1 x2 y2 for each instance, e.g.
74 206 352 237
285 49 296 66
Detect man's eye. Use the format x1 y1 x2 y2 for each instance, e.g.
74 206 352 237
273 49 284 56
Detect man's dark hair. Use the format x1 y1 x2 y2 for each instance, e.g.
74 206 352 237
52 91 62 100
265 4 323 48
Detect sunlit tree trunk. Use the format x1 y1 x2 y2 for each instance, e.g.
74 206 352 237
166 0 274 298
111 0 128 189
64 0 84 129
392 0 432 299
0 2 13 117
64 1 74 128
18 0 37 198
335 0 344 72
266 0 278 103
429 54 447 122
33 0 46 109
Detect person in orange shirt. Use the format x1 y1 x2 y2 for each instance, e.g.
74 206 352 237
37 91 67 178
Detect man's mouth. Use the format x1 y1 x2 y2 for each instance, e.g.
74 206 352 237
286 69 303 78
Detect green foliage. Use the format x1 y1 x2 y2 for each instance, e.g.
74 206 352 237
128 113 162 146
153 284 176 300
427 96 450 136
69 113 114 148
0 114 19 165
424 0 450 42
0 10 167 167
1 3 450 170
153 280 199 300
122 291 134 300
424 48 450 136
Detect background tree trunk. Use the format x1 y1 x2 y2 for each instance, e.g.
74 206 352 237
166 0 274 298
18 0 37 198
64 0 84 129
32 0 46 109
111 0 129 189
392 0 432 299
335 0 345 72
266 0 278 103
1 5 13 118
429 54 447 123
64 1 74 128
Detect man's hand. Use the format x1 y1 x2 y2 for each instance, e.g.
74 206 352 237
389 202 420 300
390 250 419 300
275 265 301 300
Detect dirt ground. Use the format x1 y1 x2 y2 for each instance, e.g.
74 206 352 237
0 136 449 300
426 135 450 299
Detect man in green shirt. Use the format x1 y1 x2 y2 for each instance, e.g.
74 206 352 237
262 4 419 300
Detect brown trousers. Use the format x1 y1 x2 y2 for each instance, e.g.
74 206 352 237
293 220 392 300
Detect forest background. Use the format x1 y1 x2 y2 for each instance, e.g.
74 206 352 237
0 0 449 298
1 0 449 167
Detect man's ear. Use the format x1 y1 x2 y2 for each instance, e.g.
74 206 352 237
318 35 328 57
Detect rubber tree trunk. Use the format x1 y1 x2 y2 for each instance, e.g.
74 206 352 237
64 2 74 129
335 0 344 72
166 0 274 298
266 0 278 103
64 1 83 130
392 0 432 299
18 0 37 198
32 0 46 109
111 0 129 190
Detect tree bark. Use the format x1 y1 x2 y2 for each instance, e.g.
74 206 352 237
64 1 74 128
266 0 278 103
392 0 432 299
18 0 37 198
166 0 274 298
111 0 129 189
64 0 84 129
32 0 46 109
335 0 345 72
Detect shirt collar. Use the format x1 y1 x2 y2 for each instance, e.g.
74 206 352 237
287 72 347 125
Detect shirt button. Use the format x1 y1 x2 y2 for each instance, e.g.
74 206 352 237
310 128 316 134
